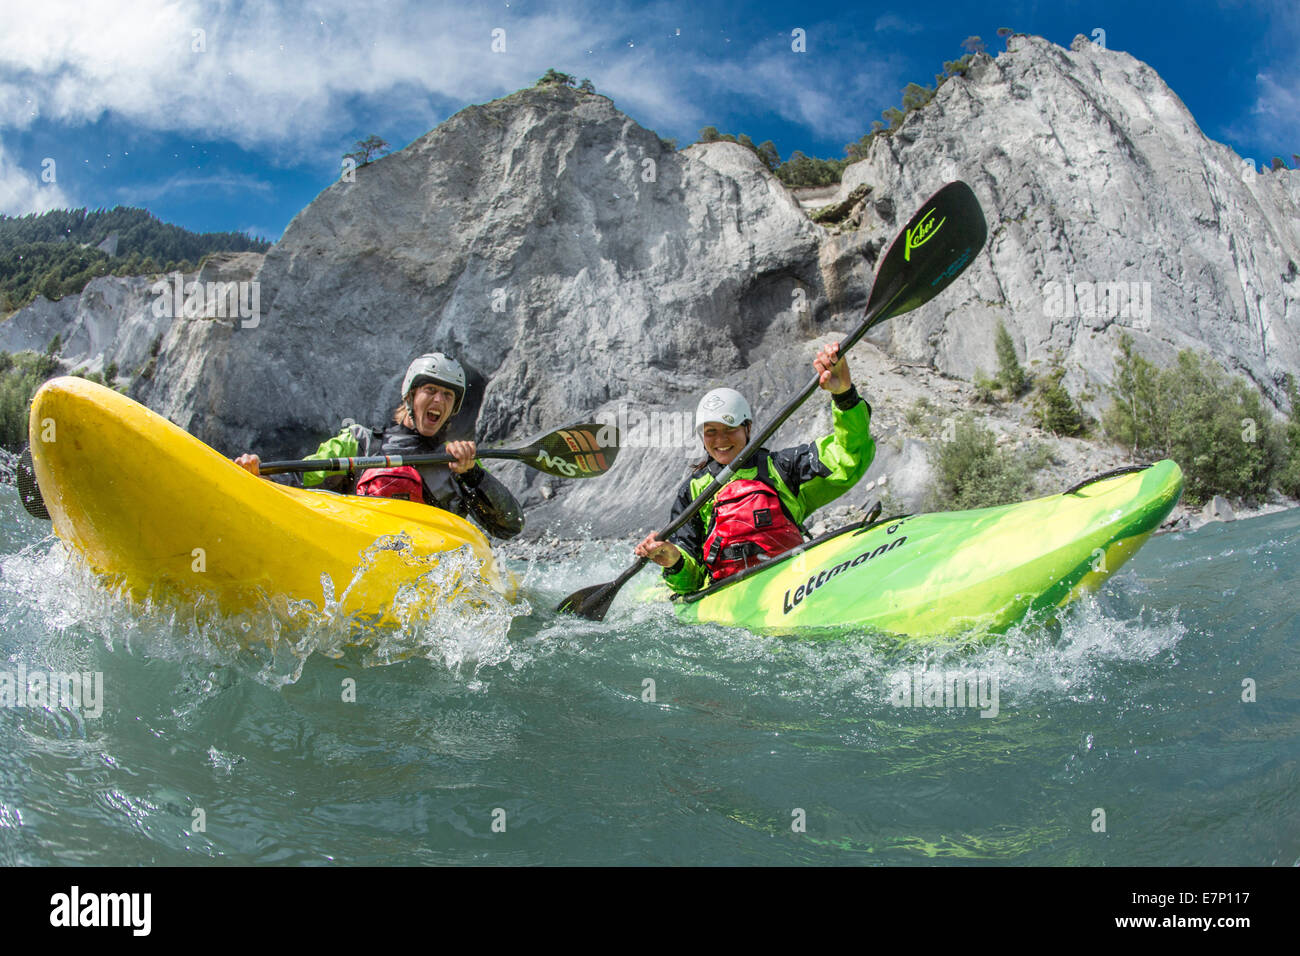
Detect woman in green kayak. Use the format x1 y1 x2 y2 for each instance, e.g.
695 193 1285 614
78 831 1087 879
633 341 874 592
234 352 524 540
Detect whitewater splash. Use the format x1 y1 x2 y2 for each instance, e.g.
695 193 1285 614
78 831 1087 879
0 530 530 688
560 568 1189 720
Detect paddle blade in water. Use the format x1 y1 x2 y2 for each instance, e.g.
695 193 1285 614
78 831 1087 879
16 446 50 520
555 581 618 620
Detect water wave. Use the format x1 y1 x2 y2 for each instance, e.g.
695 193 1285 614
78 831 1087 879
0 528 529 688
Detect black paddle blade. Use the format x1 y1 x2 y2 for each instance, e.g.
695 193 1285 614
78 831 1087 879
16 446 50 520
555 581 617 621
525 420 620 479
867 180 988 323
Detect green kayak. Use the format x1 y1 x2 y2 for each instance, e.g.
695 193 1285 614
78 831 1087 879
671 460 1184 639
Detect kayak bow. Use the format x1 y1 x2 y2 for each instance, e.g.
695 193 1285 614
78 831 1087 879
26 376 513 620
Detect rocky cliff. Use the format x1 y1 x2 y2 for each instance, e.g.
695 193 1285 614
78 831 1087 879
3 34 1298 538
828 34 1300 407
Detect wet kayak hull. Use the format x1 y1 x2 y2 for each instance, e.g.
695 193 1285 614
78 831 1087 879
672 460 1183 639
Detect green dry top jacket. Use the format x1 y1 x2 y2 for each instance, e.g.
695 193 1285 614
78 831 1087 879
662 386 874 593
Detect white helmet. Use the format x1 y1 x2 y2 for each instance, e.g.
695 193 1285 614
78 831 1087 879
695 387 752 433
402 352 466 415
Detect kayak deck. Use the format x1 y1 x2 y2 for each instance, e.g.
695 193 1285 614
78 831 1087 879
672 460 1183 639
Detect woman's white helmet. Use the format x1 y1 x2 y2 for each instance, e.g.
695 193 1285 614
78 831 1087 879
402 352 466 415
695 387 753 433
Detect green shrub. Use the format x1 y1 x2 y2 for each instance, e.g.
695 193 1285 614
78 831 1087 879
1101 333 1163 453
535 68 575 87
942 54 974 78
774 150 848 186
1161 352 1280 504
926 414 1045 511
904 396 936 432
1276 376 1300 497
0 349 61 450
1102 334 1284 505
1031 359 1089 437
972 369 999 404
901 82 935 113
994 321 1028 396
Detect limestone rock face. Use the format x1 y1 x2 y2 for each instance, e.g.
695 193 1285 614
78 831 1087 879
831 34 1300 409
5 38 1299 537
0 273 171 380
192 87 818 458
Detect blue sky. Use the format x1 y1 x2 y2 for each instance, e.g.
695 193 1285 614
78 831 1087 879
1 0 1296 242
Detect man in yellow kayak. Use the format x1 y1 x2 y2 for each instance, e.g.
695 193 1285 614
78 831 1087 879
235 352 524 540
633 342 873 592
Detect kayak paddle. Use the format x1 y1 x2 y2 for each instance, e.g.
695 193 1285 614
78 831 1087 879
556 179 988 621
257 419 619 479
16 419 619 520
15 445 49 520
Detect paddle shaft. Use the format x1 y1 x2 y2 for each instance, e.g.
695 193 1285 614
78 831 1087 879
258 449 537 475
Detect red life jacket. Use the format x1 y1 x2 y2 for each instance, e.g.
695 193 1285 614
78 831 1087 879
701 458 805 581
355 465 426 504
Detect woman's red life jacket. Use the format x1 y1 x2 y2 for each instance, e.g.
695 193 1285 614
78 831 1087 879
701 458 804 581
354 465 426 504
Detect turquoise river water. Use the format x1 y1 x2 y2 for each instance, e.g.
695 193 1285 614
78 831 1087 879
1 490 1297 866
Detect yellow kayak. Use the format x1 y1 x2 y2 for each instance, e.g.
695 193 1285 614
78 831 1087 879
26 376 513 622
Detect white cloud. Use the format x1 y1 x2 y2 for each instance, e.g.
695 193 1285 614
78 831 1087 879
1251 72 1300 148
692 49 902 145
1235 0 1300 154
0 1 615 158
0 139 74 215
0 1 902 160
242 224 279 242
113 170 273 204
873 14 923 34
